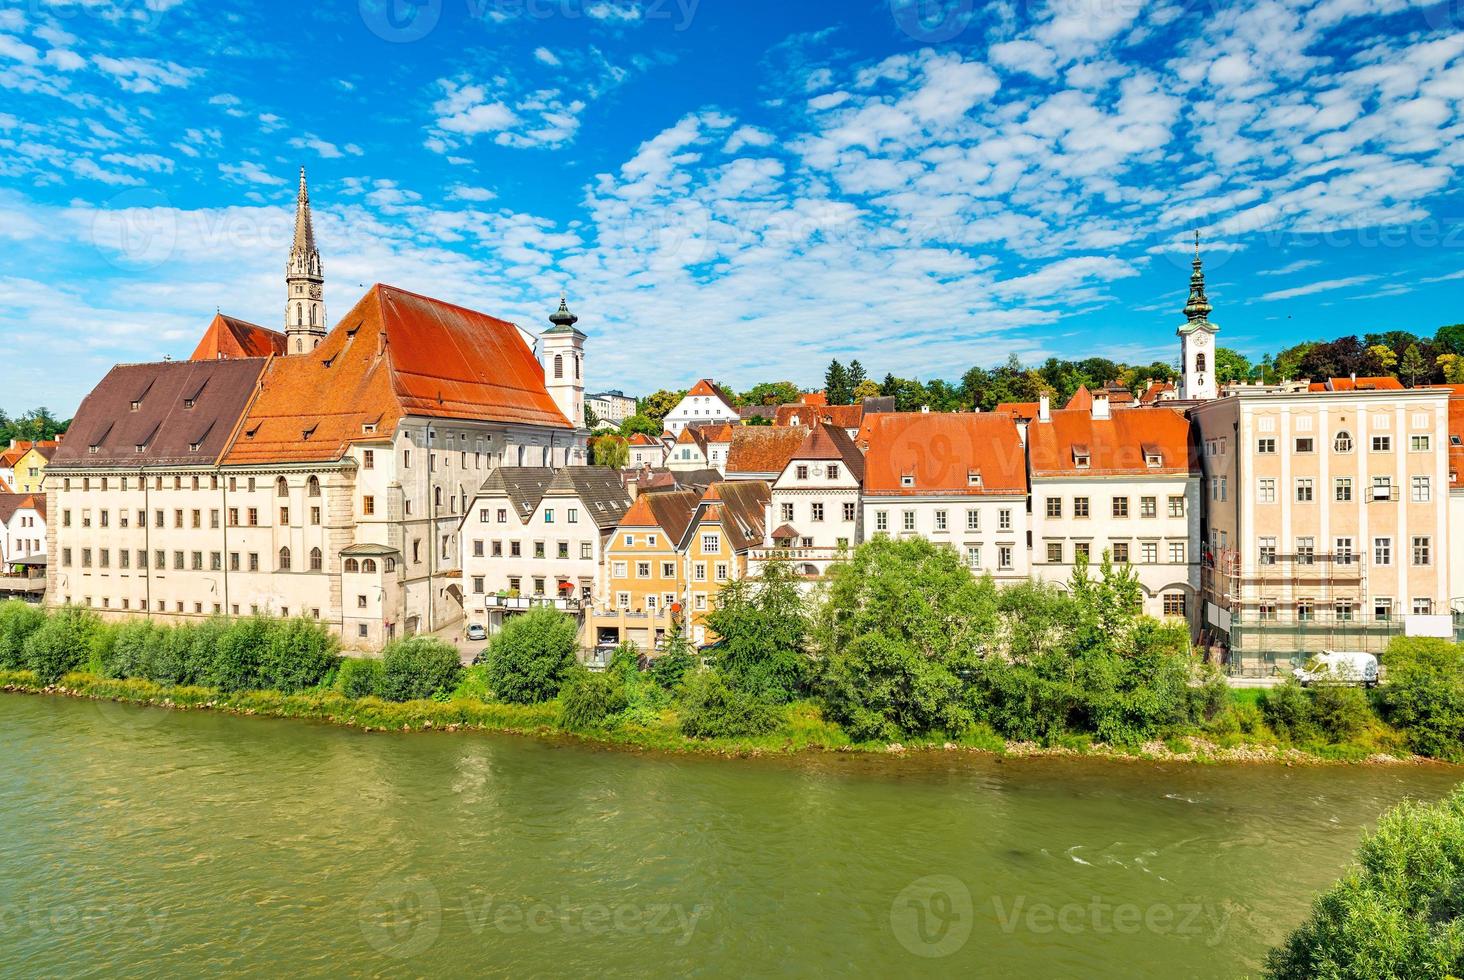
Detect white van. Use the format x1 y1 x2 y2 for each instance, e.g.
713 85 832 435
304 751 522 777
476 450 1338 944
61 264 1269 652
1293 651 1380 688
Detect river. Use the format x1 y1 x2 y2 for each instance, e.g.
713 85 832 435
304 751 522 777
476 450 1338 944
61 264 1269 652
0 694 1456 978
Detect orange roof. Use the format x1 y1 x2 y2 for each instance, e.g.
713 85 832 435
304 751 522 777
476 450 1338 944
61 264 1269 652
789 422 865 480
774 403 863 429
995 401 1040 421
1138 381 1175 404
1451 399 1464 488
617 488 699 539
1309 376 1405 392
224 284 568 464
1065 386 1093 411
190 313 287 360
726 426 808 475
799 391 828 407
1 440 60 467
686 379 737 411
863 413 1026 496
0 477 9 494
1028 406 1197 477
628 433 659 446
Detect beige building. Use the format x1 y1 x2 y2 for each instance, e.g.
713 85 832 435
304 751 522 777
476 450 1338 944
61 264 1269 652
1192 385 1452 670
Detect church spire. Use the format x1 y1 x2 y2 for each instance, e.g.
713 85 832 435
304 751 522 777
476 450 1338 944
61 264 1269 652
1183 230 1212 323
285 166 326 354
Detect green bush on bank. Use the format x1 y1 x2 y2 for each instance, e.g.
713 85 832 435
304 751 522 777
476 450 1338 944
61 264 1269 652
1265 784 1464 978
483 606 578 704
678 670 781 739
378 637 462 702
1381 638 1464 762
0 601 47 670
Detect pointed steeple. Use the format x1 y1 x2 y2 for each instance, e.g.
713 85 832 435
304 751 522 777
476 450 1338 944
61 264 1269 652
284 166 326 353
1183 230 1212 323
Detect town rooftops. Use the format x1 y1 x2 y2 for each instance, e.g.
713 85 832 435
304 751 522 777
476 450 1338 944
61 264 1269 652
863 413 1026 496
738 405 777 421
1308 376 1406 392
692 480 770 551
726 426 808 476
685 379 738 411
223 284 570 465
774 403 864 429
51 357 268 469
190 313 287 360
789 422 866 481
1027 406 1197 478
472 466 631 528
995 401 1040 421
618 487 700 541
0 493 43 525
1 439 60 468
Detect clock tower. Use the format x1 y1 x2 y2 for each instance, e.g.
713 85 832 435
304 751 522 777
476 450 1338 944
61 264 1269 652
1177 232 1218 401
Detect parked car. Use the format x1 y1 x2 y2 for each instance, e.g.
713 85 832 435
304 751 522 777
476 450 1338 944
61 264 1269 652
1293 651 1379 688
465 623 487 642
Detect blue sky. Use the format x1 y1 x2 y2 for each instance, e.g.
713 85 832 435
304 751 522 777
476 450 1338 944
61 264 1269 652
2 0 1462 416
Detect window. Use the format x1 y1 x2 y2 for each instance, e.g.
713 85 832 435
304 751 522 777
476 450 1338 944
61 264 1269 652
1335 478 1353 502
780 502 795 523
636 561 651 578
694 562 707 582
568 508 578 524
702 533 720 553
1295 437 1314 453
1373 476 1393 500
1412 476 1431 502
966 509 980 530
1413 598 1435 616
1257 438 1276 454
1258 602 1278 622
661 561 676 577
1336 538 1355 565
1074 451 1090 469
1259 537 1277 565
1412 435 1431 452
311 548 323 571
1335 600 1354 622
1295 537 1315 566
1334 431 1353 453
1045 498 1062 518
796 465 808 480
810 502 825 522
363 450 374 469
999 509 1012 531
544 508 555 524
1374 537 1392 566
827 463 840 480
1112 542 1130 564
248 553 259 572
1140 497 1157 519
903 511 916 532
1074 542 1090 561
362 496 375 516
965 546 981 570
875 511 888 532
1169 542 1185 564
900 473 915 487
934 510 948 531
510 541 521 558
1112 497 1129 518
1297 599 1315 622
715 563 728 581
534 542 546 559
843 502 856 522
557 542 569 560
1374 597 1394 622
998 546 1013 570
1047 542 1063 563
1141 542 1158 564
247 508 258 527
279 547 291 571
1074 497 1089 518
1295 479 1314 502
1257 479 1276 503
1372 435 1391 452
1413 536 1432 566
581 542 593 560
1163 593 1186 617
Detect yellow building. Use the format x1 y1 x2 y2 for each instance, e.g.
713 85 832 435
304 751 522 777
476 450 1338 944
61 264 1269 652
0 440 60 495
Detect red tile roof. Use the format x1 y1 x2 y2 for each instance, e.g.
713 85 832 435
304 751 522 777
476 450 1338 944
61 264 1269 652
1138 381 1175 404
1065 385 1093 411
1309 376 1405 392
1028 406 1198 477
995 401 1040 421
693 480 769 551
0 477 10 494
789 422 865 481
628 433 659 446
190 313 287 360
774 403 863 429
618 488 700 540
686 379 738 411
799 391 828 407
0 440 60 467
726 426 808 475
863 413 1027 496
224 284 568 465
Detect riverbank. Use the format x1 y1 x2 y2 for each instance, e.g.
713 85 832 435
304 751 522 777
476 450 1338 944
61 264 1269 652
0 669 1443 767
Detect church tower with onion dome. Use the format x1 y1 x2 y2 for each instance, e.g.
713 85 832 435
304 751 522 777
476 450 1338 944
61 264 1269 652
541 291 586 429
1178 231 1219 400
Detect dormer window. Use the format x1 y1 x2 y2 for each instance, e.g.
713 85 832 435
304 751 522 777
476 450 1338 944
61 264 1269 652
1145 454 1162 468
130 401 140 412
901 472 915 487
134 444 146 454
189 443 201 453
1454 435 1463 448
88 445 99 454
302 424 318 441
362 423 377 435
183 398 195 409
245 426 258 439
1074 452 1090 469
967 470 981 486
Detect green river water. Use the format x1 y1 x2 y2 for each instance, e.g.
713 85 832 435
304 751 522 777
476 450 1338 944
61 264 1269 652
1 694 1459 978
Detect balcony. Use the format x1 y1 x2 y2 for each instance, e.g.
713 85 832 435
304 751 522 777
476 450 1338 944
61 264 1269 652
480 594 582 613
749 546 842 563
591 607 673 623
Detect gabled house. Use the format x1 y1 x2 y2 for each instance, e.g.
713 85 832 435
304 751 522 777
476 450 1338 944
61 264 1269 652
627 432 667 468
664 379 739 434
0 493 46 573
725 426 808 482
680 480 770 644
668 423 735 473
592 489 700 651
758 422 865 579
1 439 60 494
861 412 1029 581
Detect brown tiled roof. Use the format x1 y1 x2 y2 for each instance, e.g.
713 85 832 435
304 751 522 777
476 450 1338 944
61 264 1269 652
1309 376 1406 392
190 313 287 360
726 426 808 475
686 379 738 411
1 440 60 468
692 480 769 551
0 477 10 494
863 413 1026 496
774 403 863 429
0 493 26 525
1138 381 1175 404
224 284 569 465
1028 406 1198 477
51 358 268 469
474 466 631 529
619 488 699 540
790 422 865 481
739 405 777 421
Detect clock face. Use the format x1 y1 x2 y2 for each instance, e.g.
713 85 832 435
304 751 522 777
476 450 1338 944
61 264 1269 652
1193 331 1210 347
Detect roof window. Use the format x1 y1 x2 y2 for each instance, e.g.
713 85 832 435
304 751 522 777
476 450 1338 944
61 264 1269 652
900 471 915 488
967 470 981 486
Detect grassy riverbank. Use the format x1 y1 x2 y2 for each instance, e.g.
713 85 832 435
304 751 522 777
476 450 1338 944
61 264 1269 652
0 668 1443 765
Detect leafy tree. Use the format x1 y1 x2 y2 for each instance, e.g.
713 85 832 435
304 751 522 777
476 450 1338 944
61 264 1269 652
705 559 810 702
678 670 781 739
260 618 339 693
1213 347 1252 383
740 381 801 407
558 666 629 731
0 600 46 670
22 605 100 684
379 636 463 702
591 435 629 469
1265 785 1464 979
337 657 385 699
1400 343 1426 386
583 404 600 430
1368 344 1398 372
1381 638 1464 760
484 606 579 703
824 360 851 405
1435 323 1464 356
617 414 663 438
852 379 882 402
650 623 697 688
638 389 684 423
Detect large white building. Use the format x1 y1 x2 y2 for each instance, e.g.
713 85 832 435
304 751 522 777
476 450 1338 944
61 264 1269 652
756 423 865 578
586 390 637 427
0 493 45 571
664 380 740 434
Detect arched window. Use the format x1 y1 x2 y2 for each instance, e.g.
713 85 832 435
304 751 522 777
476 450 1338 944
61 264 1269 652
434 486 443 507
1334 431 1354 453
574 354 581 380
276 477 289 498
344 558 360 573
296 303 303 326
296 339 303 353
385 557 396 573
310 547 322 571
554 354 564 379
542 446 550 466
309 305 317 326
362 559 377 573
307 476 321 497
278 547 291 571
1195 352 1207 374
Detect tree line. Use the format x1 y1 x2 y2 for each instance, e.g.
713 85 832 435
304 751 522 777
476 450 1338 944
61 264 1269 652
0 407 68 446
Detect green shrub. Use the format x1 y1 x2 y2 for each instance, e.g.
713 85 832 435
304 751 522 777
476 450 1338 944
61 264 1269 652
0 601 46 670
678 670 781 739
483 606 578 704
336 657 384 699
558 668 629 731
260 618 338 693
1265 784 1464 978
706 558 810 702
183 618 230 686
379 637 463 702
649 629 697 689
146 625 198 686
1309 683 1375 743
1382 639 1464 761
209 616 273 692
22 606 100 684
100 619 159 679
1260 681 1318 743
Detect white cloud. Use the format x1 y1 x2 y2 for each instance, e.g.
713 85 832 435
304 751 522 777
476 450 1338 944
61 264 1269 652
218 161 286 186
533 47 560 67
1258 275 1378 302
92 55 200 93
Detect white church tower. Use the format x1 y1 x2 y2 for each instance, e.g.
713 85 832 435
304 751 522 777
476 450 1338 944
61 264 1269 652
542 292 586 429
1177 232 1218 401
285 167 327 354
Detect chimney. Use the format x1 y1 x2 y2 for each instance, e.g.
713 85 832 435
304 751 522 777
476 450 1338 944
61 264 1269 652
1092 392 1110 420
1038 393 1050 423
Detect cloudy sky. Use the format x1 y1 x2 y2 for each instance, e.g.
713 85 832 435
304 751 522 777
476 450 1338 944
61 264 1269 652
2 0 1462 415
